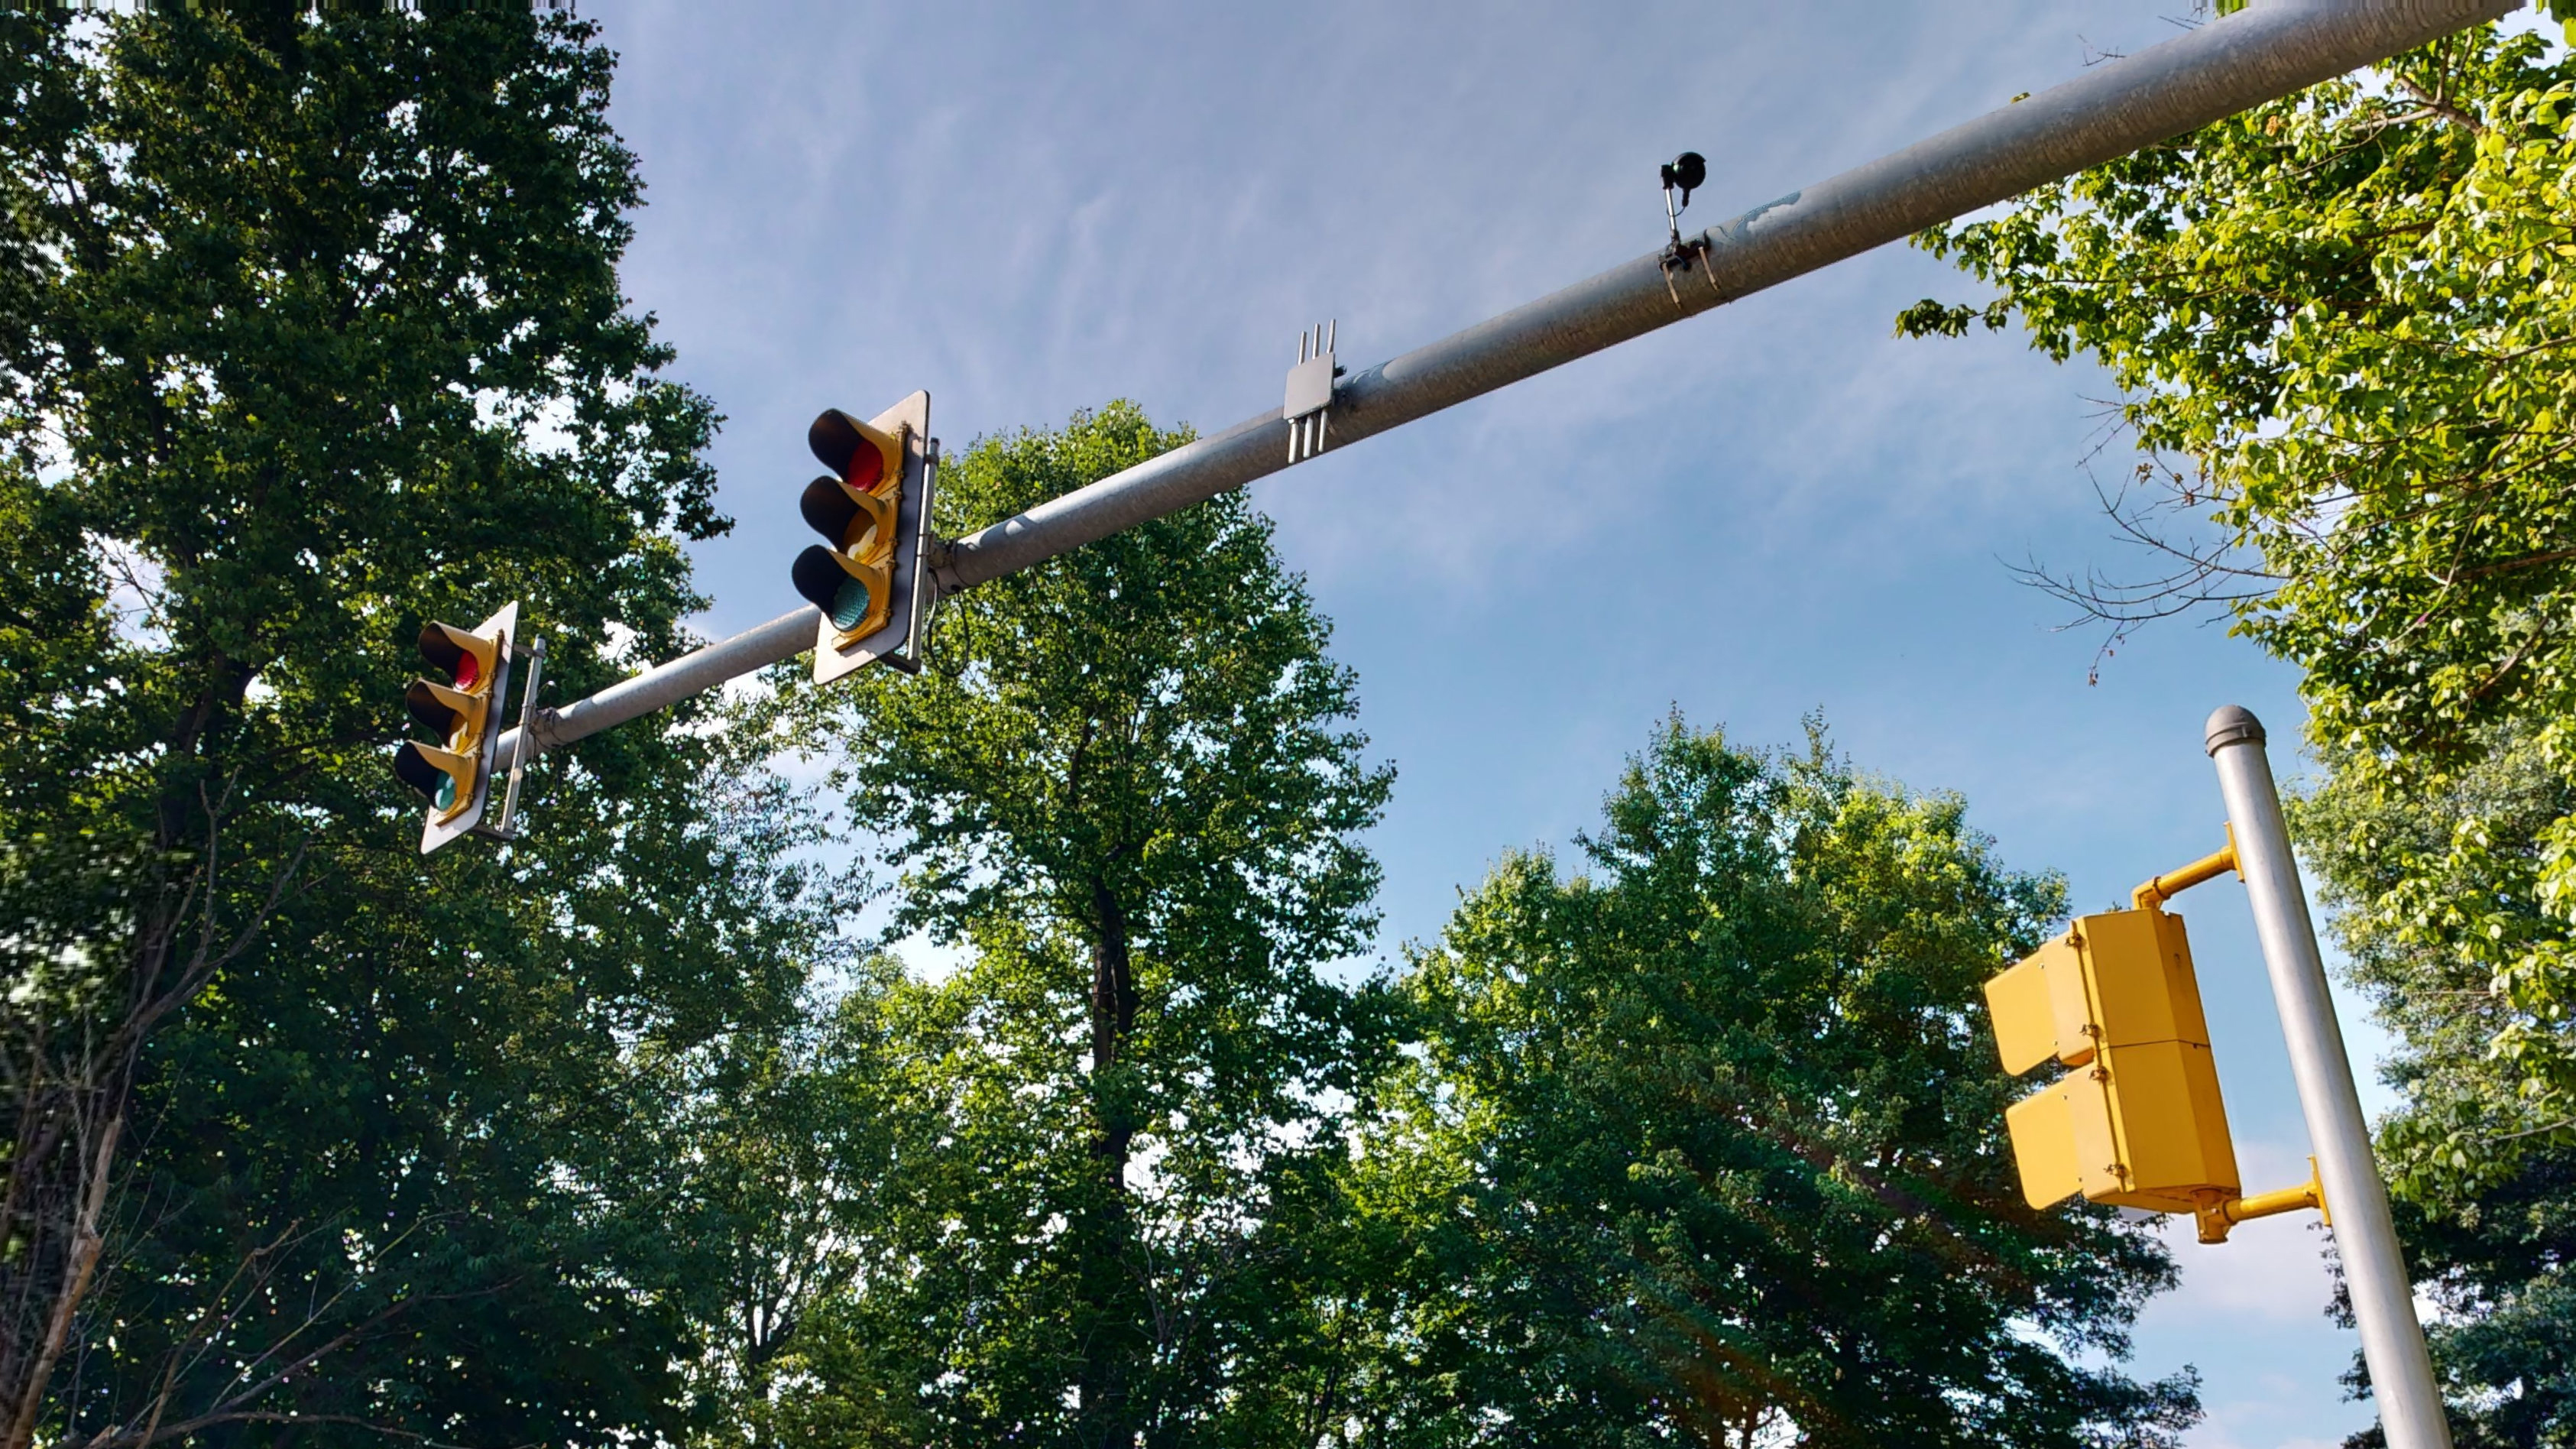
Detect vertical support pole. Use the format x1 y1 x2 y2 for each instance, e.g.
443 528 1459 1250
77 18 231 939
2204 705 2450 1449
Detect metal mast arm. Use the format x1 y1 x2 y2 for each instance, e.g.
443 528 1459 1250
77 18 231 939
930 0 2515 593
498 0 2514 770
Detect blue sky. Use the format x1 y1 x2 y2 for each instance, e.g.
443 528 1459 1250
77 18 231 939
591 2 2428 1441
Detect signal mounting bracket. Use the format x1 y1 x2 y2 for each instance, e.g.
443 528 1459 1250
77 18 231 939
472 633 547 844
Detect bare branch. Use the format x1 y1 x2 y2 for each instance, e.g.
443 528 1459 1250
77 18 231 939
2005 455 2280 679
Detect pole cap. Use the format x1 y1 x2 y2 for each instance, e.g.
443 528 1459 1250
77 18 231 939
2205 705 2266 756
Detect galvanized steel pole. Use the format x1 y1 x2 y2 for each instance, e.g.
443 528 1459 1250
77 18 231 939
2205 705 2451 1449
498 609 812 767
497 0 2516 768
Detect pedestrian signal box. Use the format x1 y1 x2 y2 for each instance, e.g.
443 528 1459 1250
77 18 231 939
1987 906 2241 1216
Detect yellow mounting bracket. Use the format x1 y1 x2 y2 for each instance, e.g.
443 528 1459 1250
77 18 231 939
2133 825 2242 913
2194 1156 2330 1244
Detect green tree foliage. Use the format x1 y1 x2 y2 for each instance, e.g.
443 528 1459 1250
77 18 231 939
1898 18 2576 1440
0 7 843 1444
1337 720 2195 1448
680 953 941 1449
760 404 1398 1447
1898 24 2576 1120
2299 732 2576 1445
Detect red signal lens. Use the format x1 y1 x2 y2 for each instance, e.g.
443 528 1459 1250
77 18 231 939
416 622 491 694
844 440 884 492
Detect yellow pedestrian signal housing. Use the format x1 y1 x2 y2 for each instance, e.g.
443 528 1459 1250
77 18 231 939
392 600 518 854
1985 838 2328 1243
1988 906 2241 1215
791 391 935 684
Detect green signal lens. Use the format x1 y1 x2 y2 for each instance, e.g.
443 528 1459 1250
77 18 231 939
435 774 458 812
831 575 876 632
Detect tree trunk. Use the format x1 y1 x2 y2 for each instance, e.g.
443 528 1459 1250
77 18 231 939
1077 879 1140 1449
0 653 260 1441
1088 878 1137 1162
3 1113 119 1449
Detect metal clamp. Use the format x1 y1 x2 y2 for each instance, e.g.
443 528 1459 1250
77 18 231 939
1657 151 1721 306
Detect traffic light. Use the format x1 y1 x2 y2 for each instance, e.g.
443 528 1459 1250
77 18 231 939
393 600 519 854
792 391 935 683
1985 905 2243 1219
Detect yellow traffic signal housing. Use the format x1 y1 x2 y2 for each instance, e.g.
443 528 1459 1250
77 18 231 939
1987 906 2241 1215
790 393 935 684
391 601 518 854
792 408 906 642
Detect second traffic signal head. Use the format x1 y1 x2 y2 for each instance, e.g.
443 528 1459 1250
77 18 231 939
789 394 935 684
395 621 501 820
390 602 518 854
792 408 906 640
